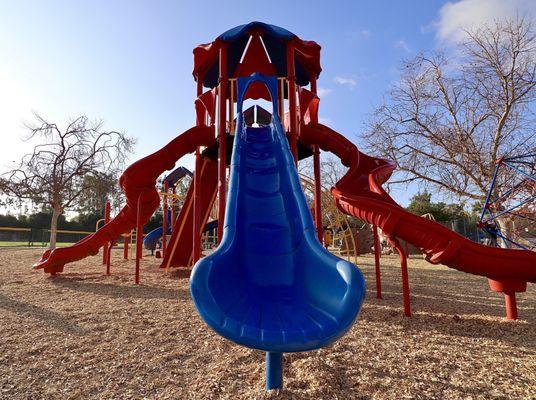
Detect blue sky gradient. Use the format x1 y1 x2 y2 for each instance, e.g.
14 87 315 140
1 0 531 206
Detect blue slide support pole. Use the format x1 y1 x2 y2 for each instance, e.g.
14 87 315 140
266 352 283 390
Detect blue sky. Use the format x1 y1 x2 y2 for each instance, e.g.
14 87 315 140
0 0 532 207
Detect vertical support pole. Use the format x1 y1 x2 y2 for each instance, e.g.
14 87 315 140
504 292 518 320
313 145 323 243
162 181 169 258
392 238 411 317
193 147 202 264
266 352 283 391
310 75 323 243
171 187 176 224
106 243 112 275
400 250 411 317
102 200 111 265
286 43 298 164
373 225 382 299
123 234 129 260
353 230 359 264
229 79 235 133
278 78 284 120
135 195 143 285
193 75 204 264
217 43 228 244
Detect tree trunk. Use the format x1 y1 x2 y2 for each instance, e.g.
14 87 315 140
49 206 62 249
496 216 515 248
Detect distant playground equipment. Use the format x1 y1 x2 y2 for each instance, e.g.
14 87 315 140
151 170 360 261
479 152 536 250
143 166 192 252
298 173 359 261
31 21 536 389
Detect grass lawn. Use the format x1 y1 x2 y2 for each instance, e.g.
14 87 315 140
0 242 78 247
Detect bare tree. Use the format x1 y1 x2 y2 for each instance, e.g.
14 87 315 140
364 17 536 207
0 114 134 248
299 155 348 188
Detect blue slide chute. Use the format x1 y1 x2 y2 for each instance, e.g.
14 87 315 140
190 74 365 389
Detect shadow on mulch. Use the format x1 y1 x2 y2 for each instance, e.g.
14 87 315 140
166 267 192 279
360 258 536 316
50 276 188 300
360 303 534 347
0 293 85 335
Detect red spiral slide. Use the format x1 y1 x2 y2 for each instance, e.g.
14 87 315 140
33 125 216 274
301 122 536 318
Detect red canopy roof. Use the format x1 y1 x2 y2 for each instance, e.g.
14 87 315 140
192 22 321 88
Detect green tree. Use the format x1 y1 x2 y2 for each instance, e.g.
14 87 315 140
76 171 122 216
406 191 465 221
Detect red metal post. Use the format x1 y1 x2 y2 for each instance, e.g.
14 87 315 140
106 243 112 275
278 79 284 120
193 147 202 264
102 200 111 265
487 279 524 320
312 146 323 243
392 239 411 317
217 43 228 244
192 77 205 264
192 76 204 264
162 181 169 257
135 195 143 285
286 43 298 164
123 234 129 260
504 292 518 320
372 225 382 299
310 75 323 243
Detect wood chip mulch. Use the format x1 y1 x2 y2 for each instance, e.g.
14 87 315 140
0 248 534 399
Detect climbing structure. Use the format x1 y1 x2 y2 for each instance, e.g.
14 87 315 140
479 152 536 250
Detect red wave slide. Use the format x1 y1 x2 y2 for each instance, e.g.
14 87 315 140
301 122 536 316
33 125 215 274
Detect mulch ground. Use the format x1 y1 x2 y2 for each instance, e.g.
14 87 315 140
0 248 534 399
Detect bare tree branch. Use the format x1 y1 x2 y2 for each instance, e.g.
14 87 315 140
363 17 536 204
0 113 135 248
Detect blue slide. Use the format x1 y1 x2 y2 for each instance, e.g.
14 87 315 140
190 74 365 389
143 211 172 251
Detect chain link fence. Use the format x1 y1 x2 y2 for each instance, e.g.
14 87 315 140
0 227 92 248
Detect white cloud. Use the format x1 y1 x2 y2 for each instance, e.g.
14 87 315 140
361 29 371 39
334 76 357 89
394 39 411 52
316 87 332 97
436 0 536 43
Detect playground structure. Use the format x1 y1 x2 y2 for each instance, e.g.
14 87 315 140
140 169 359 261
143 166 191 253
479 152 536 250
30 21 536 390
